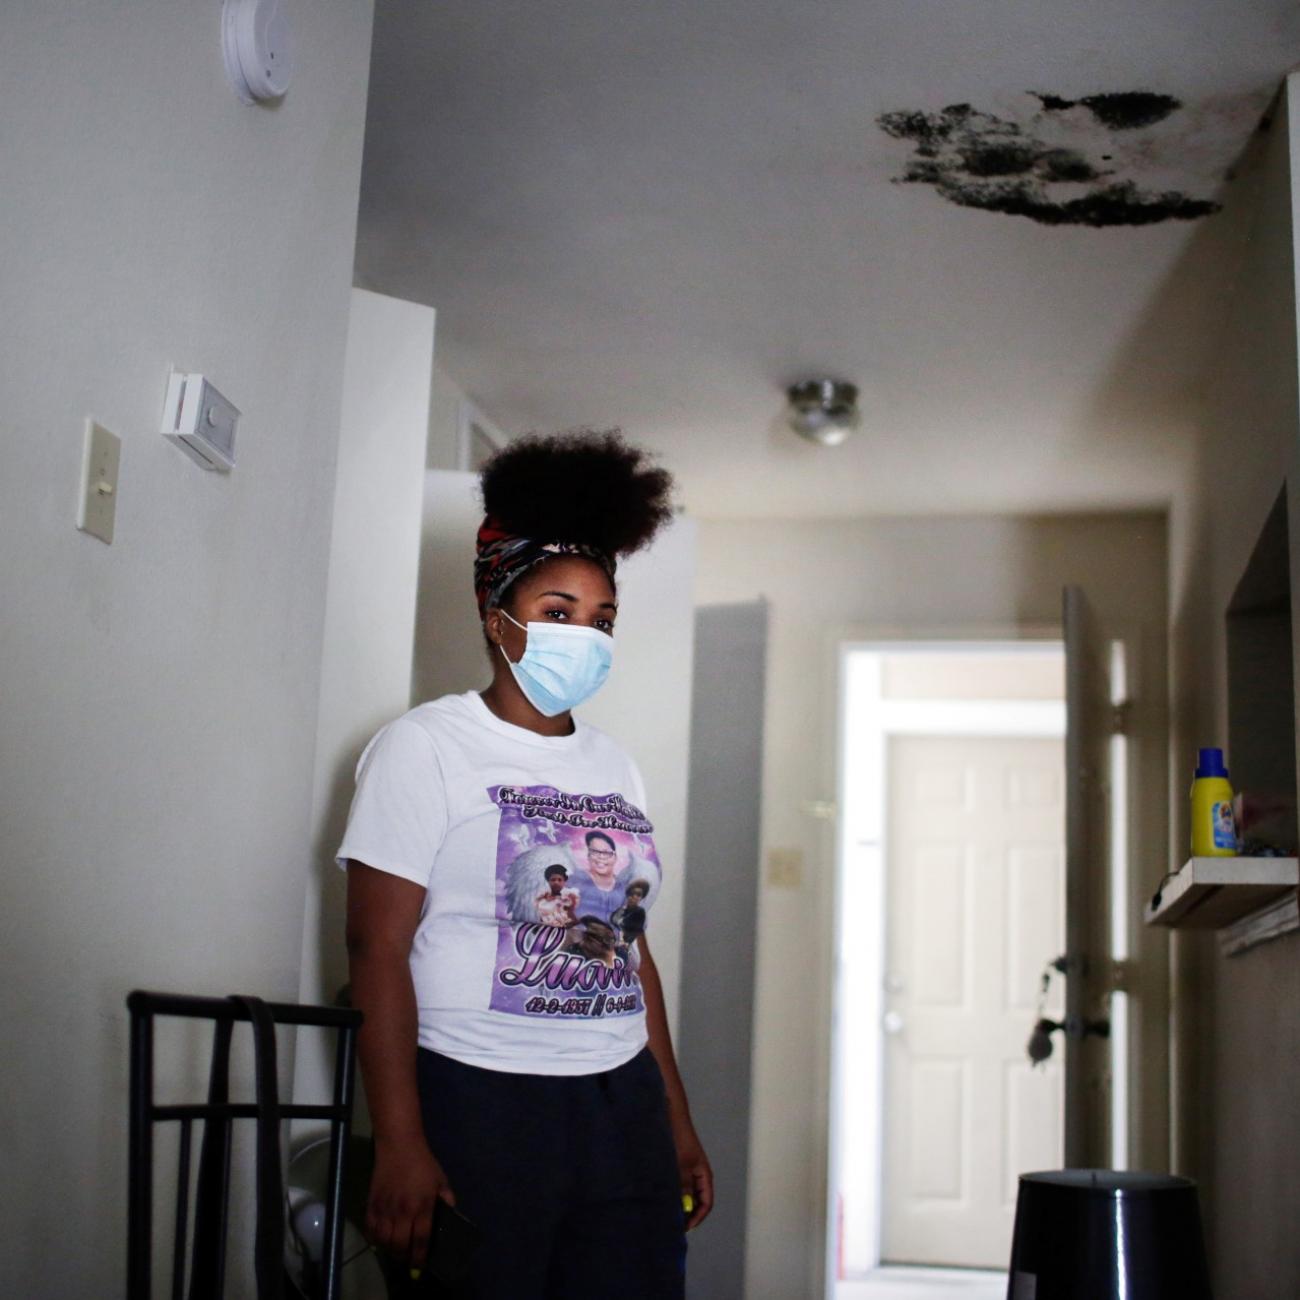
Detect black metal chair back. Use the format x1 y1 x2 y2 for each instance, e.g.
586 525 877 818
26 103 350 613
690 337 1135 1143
127 990 361 1300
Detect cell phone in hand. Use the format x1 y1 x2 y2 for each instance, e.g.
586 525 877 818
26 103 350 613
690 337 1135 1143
377 1200 479 1296
425 1198 479 1285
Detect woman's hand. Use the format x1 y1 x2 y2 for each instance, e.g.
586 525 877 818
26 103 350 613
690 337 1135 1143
672 1116 714 1231
346 863 451 1265
365 1135 456 1266
635 935 715 1231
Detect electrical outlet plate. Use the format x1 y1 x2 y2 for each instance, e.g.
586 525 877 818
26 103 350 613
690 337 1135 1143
766 848 804 889
77 419 120 544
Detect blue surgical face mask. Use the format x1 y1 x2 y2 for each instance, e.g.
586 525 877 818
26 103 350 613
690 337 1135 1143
498 610 615 717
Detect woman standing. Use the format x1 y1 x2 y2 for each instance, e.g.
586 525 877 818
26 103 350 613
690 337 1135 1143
338 432 712 1298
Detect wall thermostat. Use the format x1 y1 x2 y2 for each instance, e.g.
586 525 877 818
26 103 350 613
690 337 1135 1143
222 0 293 105
163 372 240 472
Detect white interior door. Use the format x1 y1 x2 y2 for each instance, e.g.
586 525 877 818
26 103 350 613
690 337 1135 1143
881 734 1065 1268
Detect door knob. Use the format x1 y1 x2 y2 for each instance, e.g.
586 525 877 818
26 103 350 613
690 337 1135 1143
882 1010 904 1035
1027 1018 1062 1065
1026 1015 1110 1067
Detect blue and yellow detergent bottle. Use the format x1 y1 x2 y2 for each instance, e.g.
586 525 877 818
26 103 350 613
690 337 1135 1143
1190 747 1237 856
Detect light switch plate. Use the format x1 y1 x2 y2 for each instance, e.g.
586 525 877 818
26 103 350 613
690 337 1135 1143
77 419 121 544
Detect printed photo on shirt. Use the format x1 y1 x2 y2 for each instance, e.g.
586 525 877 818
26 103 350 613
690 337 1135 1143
488 784 661 1020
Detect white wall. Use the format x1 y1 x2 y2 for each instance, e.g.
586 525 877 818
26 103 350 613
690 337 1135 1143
296 290 435 1108
411 470 494 703
427 362 471 469
0 4 374 1292
695 512 1169 1300
1166 76 1300 1299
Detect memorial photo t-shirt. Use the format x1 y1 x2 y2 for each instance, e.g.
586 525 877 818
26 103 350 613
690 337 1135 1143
336 692 661 1075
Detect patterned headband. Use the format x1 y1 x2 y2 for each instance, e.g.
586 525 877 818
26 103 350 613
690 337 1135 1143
473 516 617 618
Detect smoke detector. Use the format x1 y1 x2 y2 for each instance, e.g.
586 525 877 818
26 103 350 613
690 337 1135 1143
222 0 293 105
786 380 860 446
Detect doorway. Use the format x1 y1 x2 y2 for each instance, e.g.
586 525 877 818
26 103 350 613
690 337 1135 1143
828 643 1067 1295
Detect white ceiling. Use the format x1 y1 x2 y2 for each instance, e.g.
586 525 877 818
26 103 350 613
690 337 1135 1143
354 1 1300 518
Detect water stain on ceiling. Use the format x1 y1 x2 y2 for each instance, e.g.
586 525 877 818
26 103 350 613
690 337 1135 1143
879 93 1222 227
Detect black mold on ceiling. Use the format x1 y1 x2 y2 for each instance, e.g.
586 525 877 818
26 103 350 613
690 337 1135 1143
878 96 1221 228
1032 91 1181 130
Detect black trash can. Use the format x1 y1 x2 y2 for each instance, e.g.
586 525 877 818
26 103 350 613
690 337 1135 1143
1006 1170 1211 1299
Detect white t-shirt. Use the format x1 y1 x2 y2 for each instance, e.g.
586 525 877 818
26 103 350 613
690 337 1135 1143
336 691 663 1075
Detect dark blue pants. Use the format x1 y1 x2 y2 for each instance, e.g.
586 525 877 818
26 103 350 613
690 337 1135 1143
416 1046 687 1299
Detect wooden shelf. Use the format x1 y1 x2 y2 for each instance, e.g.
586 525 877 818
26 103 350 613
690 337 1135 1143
1144 857 1299 929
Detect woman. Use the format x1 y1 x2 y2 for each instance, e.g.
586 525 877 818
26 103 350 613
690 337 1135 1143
338 431 712 1298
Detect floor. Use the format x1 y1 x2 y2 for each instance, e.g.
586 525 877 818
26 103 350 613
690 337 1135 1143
835 1266 1006 1300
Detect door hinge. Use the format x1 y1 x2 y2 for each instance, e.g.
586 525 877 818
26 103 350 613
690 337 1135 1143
1110 699 1133 736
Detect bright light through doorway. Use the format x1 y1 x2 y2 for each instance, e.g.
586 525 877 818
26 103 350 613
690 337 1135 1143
829 642 1068 1298
1108 637 1130 1174
838 1266 1006 1300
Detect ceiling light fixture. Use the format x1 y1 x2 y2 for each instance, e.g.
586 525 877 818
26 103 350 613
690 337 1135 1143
786 379 860 446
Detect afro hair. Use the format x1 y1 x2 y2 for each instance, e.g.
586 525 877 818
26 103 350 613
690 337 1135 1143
478 429 675 559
